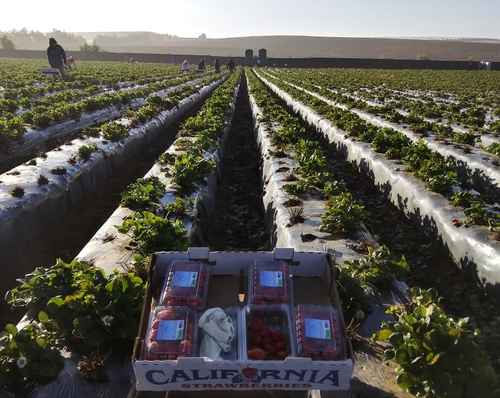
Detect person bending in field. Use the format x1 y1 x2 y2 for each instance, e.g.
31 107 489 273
198 59 206 72
47 38 67 77
228 59 235 72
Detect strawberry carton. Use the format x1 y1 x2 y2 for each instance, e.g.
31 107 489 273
145 306 197 360
159 260 209 310
248 260 291 304
245 305 295 360
134 249 354 393
295 305 346 361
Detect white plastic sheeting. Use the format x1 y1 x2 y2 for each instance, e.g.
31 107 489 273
0 75 215 172
248 88 366 262
77 81 241 273
0 78 226 275
255 70 500 287
19 79 240 398
264 72 500 188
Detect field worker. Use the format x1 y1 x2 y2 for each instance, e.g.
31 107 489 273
198 59 206 72
228 59 235 72
181 59 190 73
47 38 67 77
214 59 220 73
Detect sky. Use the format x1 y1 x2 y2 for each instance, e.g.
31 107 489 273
1 0 499 38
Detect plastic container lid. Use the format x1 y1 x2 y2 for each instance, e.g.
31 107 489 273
145 306 197 360
245 304 294 361
248 260 291 305
295 304 346 361
159 260 210 310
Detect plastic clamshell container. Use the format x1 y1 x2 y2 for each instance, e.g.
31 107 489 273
145 306 197 360
198 307 242 361
295 304 346 361
248 260 291 304
159 260 209 310
244 304 295 361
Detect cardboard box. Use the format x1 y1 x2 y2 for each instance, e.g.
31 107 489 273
132 248 354 393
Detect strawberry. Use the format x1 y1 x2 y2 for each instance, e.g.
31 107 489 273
248 348 267 360
264 343 275 354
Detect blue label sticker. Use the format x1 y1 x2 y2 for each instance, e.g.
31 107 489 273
173 271 198 288
157 320 185 341
259 271 283 287
305 318 332 340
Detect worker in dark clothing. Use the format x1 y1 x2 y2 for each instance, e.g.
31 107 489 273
198 59 206 72
228 59 235 72
214 59 220 73
47 38 67 77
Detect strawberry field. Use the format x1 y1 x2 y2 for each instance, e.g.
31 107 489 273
0 61 499 398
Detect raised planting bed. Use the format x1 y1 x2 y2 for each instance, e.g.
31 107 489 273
77 71 242 273
1 71 242 398
255 70 500 287
0 75 226 297
0 72 217 172
264 71 500 190
247 71 412 396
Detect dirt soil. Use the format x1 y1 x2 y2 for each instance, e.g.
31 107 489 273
207 77 269 251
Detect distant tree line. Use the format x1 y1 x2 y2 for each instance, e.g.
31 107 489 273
1 35 15 50
0 29 86 50
0 30 183 52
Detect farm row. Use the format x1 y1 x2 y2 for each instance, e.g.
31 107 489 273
0 64 499 398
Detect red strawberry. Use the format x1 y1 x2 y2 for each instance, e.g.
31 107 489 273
248 348 267 360
275 341 285 351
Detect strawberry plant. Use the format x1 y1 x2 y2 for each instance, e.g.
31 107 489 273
101 122 128 141
320 192 366 235
377 288 500 397
170 151 215 194
0 322 63 395
119 211 189 254
485 143 500 157
6 259 145 354
120 177 166 211
78 144 98 161
10 186 24 198
341 246 409 291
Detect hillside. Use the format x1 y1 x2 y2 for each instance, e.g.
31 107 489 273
74 33 500 60
4 31 500 60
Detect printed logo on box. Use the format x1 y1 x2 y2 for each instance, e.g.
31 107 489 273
142 366 344 390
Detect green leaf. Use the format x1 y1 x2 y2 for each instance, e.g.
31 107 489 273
5 323 17 336
38 311 49 323
36 336 48 348
427 352 441 365
396 372 413 390
375 328 392 342
47 296 65 307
